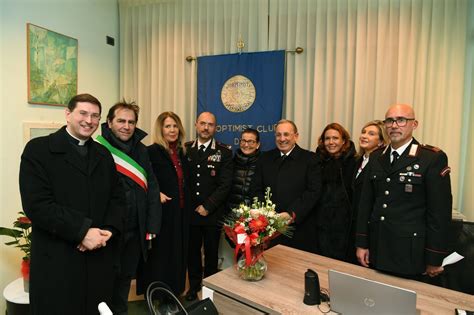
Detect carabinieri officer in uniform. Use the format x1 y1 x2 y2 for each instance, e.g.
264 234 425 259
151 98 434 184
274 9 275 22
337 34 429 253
184 111 233 301
356 104 452 279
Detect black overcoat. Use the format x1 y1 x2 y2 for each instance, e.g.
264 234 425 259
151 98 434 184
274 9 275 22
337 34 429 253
137 143 190 295
185 139 233 226
315 143 357 260
252 145 321 253
355 139 452 275
19 127 124 315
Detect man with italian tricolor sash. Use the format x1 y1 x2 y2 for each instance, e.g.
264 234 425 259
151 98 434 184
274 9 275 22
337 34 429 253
98 100 162 315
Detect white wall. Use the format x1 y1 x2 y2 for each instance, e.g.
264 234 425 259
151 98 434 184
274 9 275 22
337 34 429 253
0 0 119 311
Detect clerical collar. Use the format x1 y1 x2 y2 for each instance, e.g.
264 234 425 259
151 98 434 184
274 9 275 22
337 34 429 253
390 138 413 157
65 127 88 146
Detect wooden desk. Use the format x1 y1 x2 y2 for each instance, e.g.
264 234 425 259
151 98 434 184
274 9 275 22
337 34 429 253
203 245 473 314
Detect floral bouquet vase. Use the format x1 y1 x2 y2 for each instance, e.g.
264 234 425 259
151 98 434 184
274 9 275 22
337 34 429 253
236 244 267 281
223 188 294 281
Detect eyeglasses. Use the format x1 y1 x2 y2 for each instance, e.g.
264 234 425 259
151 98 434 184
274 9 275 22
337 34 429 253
383 117 415 127
78 110 101 121
240 139 257 145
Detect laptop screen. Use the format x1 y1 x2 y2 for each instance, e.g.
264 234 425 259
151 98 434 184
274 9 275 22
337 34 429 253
328 269 417 315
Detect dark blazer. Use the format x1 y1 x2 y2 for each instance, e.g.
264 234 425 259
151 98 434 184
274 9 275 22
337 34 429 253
252 144 321 253
185 139 233 226
352 156 368 219
101 123 161 260
355 139 452 275
137 143 191 295
19 127 125 315
348 154 370 263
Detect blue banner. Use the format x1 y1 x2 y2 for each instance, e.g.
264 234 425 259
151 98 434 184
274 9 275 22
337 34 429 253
197 50 285 151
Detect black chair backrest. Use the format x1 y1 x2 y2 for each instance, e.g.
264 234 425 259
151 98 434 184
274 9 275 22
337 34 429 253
146 281 186 315
442 220 474 294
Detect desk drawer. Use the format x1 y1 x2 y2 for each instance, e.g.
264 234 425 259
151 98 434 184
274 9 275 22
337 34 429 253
213 291 266 315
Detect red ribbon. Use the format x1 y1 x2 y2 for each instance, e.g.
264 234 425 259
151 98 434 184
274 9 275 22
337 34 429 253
224 211 297 267
233 232 260 266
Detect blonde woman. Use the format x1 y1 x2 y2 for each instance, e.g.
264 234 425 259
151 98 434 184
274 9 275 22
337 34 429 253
137 112 190 297
349 120 389 264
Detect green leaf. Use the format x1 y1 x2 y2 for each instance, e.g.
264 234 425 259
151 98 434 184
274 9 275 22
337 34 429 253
14 222 31 229
0 227 23 237
5 240 20 246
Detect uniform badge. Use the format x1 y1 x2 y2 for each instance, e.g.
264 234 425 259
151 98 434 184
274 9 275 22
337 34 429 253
399 175 405 182
208 150 222 162
414 164 419 170
405 184 413 193
406 166 412 171
210 170 216 177
440 166 451 177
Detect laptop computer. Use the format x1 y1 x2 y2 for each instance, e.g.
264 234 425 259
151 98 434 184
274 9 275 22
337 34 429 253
328 269 417 315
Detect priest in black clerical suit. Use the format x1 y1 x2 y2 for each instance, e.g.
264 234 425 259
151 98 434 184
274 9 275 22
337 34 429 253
19 94 125 315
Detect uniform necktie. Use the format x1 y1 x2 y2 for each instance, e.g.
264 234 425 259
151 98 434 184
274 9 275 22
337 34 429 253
198 144 205 158
391 151 399 166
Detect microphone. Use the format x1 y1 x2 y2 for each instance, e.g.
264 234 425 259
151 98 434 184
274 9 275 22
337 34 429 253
303 269 321 305
98 302 113 315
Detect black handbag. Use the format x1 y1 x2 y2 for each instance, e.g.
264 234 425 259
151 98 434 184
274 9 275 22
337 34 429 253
146 281 218 315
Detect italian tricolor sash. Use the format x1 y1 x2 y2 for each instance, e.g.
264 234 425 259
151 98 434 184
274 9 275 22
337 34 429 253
95 135 148 191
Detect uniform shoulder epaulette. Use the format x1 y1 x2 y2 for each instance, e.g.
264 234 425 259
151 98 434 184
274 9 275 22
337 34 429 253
184 140 194 147
419 144 442 153
216 141 232 151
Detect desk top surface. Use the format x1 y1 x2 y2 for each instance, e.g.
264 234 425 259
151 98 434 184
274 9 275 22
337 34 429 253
204 245 473 314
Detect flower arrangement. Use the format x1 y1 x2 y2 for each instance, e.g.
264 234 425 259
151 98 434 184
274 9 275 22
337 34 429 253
0 211 32 261
223 188 294 280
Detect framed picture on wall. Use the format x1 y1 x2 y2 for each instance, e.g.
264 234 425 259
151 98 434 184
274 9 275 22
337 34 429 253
23 122 63 144
27 23 78 107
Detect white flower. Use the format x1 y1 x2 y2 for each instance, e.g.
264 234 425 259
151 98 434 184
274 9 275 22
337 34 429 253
249 209 261 219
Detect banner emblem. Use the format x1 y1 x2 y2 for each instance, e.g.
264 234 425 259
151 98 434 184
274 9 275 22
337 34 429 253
221 75 256 113
198 50 285 151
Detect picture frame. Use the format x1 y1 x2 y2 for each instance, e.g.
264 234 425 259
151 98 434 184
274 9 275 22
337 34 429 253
23 122 63 144
27 23 78 106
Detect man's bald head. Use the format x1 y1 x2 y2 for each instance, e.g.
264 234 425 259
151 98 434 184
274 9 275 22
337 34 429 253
384 103 418 149
385 104 416 119
195 111 217 142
